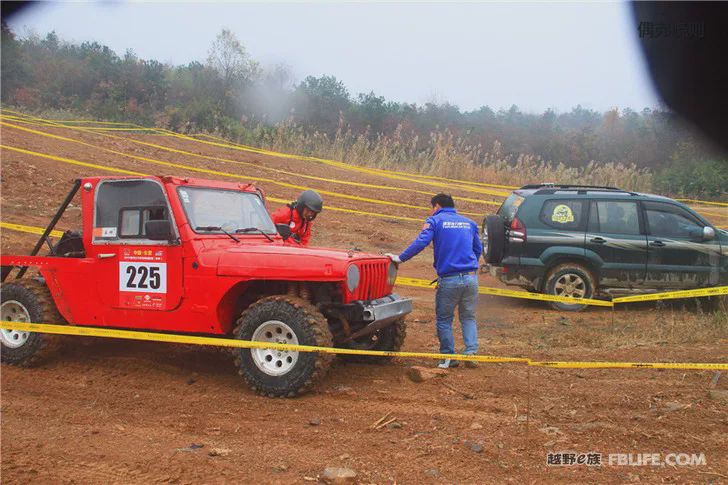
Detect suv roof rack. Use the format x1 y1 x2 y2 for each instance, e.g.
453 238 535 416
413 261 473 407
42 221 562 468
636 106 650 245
518 183 639 196
519 183 623 191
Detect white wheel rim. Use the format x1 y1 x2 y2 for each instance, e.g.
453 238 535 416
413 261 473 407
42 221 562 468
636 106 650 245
1 300 32 348
250 320 299 376
554 274 586 299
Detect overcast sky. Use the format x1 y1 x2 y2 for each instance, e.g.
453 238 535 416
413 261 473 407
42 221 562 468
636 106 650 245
7 2 662 113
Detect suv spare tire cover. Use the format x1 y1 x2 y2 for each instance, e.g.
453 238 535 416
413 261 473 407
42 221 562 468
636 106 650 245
483 215 506 265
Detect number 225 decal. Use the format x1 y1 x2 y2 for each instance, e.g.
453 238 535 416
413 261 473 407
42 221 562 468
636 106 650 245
119 262 167 293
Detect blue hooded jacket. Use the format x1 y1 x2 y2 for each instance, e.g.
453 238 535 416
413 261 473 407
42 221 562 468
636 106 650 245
399 207 482 277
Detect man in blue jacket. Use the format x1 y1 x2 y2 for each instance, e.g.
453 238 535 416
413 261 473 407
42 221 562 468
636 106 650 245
386 194 483 368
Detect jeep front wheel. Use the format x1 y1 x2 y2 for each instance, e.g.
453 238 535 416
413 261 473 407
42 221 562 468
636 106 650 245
233 295 334 397
544 263 595 312
1 280 64 366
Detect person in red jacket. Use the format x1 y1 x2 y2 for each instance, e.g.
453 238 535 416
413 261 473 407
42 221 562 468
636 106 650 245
270 190 323 246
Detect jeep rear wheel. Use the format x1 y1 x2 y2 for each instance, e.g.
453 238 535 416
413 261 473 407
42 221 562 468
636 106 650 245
233 295 334 397
1 280 64 366
341 317 407 364
545 263 595 312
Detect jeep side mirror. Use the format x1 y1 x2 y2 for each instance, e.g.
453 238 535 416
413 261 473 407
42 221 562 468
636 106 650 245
145 220 173 241
275 223 291 241
703 226 715 241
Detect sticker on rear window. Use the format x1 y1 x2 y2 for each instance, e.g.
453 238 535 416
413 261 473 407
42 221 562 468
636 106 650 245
551 204 575 224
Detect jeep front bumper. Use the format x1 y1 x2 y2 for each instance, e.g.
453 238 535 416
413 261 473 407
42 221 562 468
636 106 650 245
321 293 412 341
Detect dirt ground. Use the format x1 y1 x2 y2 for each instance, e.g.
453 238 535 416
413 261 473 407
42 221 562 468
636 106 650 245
1 118 727 484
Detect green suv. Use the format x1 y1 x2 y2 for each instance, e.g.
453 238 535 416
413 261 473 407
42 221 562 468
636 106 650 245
482 184 727 310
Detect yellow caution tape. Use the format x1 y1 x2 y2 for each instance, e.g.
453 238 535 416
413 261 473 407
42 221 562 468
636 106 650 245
159 128 513 198
3 220 726 308
0 120 489 218
65 127 160 131
0 115 136 126
677 198 728 208
395 276 613 307
8 110 726 212
1 112 507 206
0 134 423 222
0 144 146 175
191 132 518 192
0 219 607 307
1 321 726 370
0 222 64 238
0 143 423 223
528 360 728 370
0 321 524 363
612 286 728 303
2 110 516 193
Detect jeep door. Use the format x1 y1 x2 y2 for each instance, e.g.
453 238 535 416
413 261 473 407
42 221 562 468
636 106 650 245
642 201 722 288
585 200 647 287
89 179 184 326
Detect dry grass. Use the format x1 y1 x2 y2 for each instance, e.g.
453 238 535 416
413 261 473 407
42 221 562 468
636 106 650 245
260 121 654 192
531 299 728 351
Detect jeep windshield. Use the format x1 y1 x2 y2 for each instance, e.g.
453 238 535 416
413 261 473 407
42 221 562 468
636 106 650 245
497 193 525 223
178 187 277 235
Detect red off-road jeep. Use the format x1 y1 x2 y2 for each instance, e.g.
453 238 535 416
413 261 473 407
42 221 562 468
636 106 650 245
0 176 411 396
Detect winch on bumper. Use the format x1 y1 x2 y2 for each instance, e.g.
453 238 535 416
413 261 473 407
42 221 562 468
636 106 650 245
321 293 412 342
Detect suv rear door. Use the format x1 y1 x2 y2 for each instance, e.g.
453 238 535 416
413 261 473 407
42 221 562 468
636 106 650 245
532 198 588 261
585 200 647 287
642 201 722 288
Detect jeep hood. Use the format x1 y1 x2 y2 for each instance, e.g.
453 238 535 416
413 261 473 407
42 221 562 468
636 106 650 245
214 244 387 280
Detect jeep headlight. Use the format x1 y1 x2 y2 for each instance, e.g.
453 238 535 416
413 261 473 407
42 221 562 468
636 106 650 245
347 265 360 292
387 261 398 286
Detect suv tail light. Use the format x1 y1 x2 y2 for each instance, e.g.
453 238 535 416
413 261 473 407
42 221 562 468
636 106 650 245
509 217 526 243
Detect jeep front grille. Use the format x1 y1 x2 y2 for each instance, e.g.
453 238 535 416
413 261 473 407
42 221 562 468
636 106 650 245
353 261 389 301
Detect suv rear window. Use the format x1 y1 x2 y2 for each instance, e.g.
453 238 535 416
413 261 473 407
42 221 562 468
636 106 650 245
497 193 525 223
539 199 585 230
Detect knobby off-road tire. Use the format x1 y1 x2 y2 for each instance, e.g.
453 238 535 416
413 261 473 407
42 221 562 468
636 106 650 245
1 279 64 366
482 215 505 265
544 263 595 312
340 317 407 364
232 295 334 397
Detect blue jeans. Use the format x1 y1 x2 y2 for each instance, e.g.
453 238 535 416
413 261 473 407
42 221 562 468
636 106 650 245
435 273 479 355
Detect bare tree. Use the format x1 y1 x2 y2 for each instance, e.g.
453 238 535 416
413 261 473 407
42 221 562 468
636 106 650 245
206 29 260 93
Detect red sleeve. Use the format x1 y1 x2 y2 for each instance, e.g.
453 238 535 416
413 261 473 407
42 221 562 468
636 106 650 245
270 206 289 225
300 222 311 246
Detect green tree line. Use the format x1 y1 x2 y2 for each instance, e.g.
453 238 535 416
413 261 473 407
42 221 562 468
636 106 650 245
1 23 726 197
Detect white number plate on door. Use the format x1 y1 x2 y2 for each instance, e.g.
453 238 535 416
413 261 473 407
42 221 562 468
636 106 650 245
119 262 167 293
